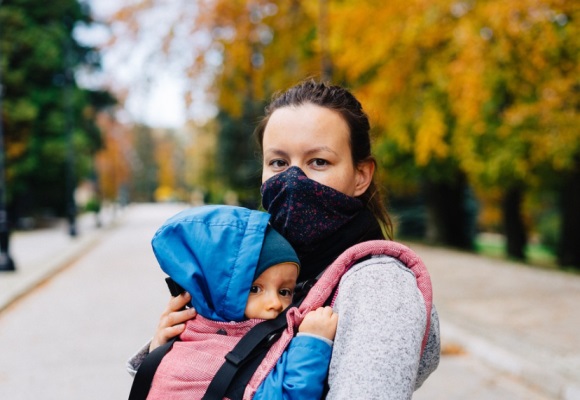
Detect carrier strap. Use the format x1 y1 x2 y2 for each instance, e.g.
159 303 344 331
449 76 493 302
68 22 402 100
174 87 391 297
128 336 179 400
202 308 290 400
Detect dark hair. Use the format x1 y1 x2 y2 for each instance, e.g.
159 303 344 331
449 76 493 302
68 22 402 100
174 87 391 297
254 79 393 239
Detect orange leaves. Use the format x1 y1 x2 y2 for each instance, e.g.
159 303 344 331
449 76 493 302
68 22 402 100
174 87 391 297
103 0 579 191
110 0 155 38
94 113 133 200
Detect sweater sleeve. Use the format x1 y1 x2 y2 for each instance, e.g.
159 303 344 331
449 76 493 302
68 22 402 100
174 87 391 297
327 256 429 400
126 341 151 377
416 304 441 389
254 335 332 400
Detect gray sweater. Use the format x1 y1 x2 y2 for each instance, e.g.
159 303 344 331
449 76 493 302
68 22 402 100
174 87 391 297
127 255 440 398
327 255 440 399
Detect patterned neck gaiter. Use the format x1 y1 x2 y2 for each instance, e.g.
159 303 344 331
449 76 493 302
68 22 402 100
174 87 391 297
260 166 364 246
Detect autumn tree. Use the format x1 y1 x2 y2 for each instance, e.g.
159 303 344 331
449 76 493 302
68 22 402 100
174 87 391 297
130 124 158 202
108 0 327 205
183 120 218 202
106 0 580 267
154 128 188 202
329 0 579 263
94 112 134 203
329 0 478 249
437 0 580 264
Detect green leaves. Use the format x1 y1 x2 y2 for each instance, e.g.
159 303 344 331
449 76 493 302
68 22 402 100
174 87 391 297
1 0 114 218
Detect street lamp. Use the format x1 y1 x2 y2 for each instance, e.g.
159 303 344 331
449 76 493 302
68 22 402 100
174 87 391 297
0 41 16 271
64 29 77 237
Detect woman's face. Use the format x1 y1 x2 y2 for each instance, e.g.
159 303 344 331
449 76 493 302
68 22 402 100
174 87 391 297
261 103 373 197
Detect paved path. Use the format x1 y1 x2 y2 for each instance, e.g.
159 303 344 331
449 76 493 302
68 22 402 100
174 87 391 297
411 244 580 400
0 203 578 399
0 205 123 312
0 203 186 399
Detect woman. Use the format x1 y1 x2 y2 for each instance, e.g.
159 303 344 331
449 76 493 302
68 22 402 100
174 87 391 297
130 80 440 398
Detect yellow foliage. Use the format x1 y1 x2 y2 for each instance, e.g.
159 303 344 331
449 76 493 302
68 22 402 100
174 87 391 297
415 105 449 166
5 140 27 159
107 0 580 191
155 132 176 191
154 185 174 202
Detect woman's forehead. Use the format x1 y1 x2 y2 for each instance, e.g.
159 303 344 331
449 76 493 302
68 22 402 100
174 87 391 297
268 103 344 125
263 104 350 148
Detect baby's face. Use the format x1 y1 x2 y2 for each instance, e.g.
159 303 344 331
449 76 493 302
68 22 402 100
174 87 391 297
244 262 298 320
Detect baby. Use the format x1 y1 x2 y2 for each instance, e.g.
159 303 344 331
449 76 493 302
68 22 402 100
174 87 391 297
144 205 337 399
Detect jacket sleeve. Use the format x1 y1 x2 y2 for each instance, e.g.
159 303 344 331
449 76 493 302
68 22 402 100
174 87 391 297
253 335 332 400
126 341 151 377
327 256 437 399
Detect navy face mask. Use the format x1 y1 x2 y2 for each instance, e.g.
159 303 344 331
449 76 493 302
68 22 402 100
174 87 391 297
260 167 364 246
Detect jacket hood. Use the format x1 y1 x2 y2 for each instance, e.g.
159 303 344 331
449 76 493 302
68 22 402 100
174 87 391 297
151 205 271 322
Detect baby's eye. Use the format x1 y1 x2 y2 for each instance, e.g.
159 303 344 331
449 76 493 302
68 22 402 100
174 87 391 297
279 289 293 297
250 285 261 293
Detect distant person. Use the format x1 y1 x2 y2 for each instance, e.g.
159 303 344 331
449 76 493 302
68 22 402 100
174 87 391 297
131 205 337 399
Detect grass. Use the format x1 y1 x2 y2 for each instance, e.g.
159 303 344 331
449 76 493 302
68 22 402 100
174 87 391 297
474 233 559 270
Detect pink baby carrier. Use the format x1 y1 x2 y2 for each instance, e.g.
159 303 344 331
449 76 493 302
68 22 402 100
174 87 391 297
147 316 264 399
241 240 432 399
129 240 432 400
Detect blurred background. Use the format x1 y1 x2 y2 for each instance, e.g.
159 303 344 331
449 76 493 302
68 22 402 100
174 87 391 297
0 1 579 399
0 0 579 272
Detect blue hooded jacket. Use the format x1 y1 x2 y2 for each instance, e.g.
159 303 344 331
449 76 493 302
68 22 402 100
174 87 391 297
151 205 271 322
150 205 332 399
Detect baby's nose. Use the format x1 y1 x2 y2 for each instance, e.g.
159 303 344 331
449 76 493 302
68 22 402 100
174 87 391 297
267 293 283 311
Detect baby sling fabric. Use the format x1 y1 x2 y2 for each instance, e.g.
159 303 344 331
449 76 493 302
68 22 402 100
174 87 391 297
241 239 432 399
146 316 264 399
128 239 432 400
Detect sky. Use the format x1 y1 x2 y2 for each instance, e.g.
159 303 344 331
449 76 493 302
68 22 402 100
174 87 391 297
76 0 189 129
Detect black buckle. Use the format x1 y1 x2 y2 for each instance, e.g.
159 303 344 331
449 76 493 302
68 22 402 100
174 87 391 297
225 351 244 366
293 278 317 304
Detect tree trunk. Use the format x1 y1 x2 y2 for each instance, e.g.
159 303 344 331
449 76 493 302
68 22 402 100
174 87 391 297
424 173 476 250
501 185 527 260
558 161 580 268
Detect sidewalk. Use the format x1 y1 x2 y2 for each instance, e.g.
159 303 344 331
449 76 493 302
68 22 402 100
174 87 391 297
1 212 578 399
0 204 126 312
410 243 580 400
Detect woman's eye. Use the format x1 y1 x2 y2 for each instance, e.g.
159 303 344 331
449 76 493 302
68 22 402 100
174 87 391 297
279 289 293 297
250 285 261 293
269 159 287 169
310 158 328 167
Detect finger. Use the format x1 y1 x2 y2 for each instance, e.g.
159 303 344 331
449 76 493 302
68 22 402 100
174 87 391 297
317 306 333 316
165 307 197 327
150 323 186 352
169 292 191 311
164 323 186 339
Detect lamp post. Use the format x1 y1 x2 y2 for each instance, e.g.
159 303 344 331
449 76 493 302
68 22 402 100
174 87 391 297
0 41 16 271
64 30 77 237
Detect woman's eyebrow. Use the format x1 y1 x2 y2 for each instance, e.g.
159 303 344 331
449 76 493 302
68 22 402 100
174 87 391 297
305 146 339 157
263 148 289 158
264 146 338 157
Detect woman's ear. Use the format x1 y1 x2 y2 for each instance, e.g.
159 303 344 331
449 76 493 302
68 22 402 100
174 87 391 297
354 159 375 197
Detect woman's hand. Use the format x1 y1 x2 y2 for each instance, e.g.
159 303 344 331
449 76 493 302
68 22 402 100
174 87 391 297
149 292 197 352
299 306 338 341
